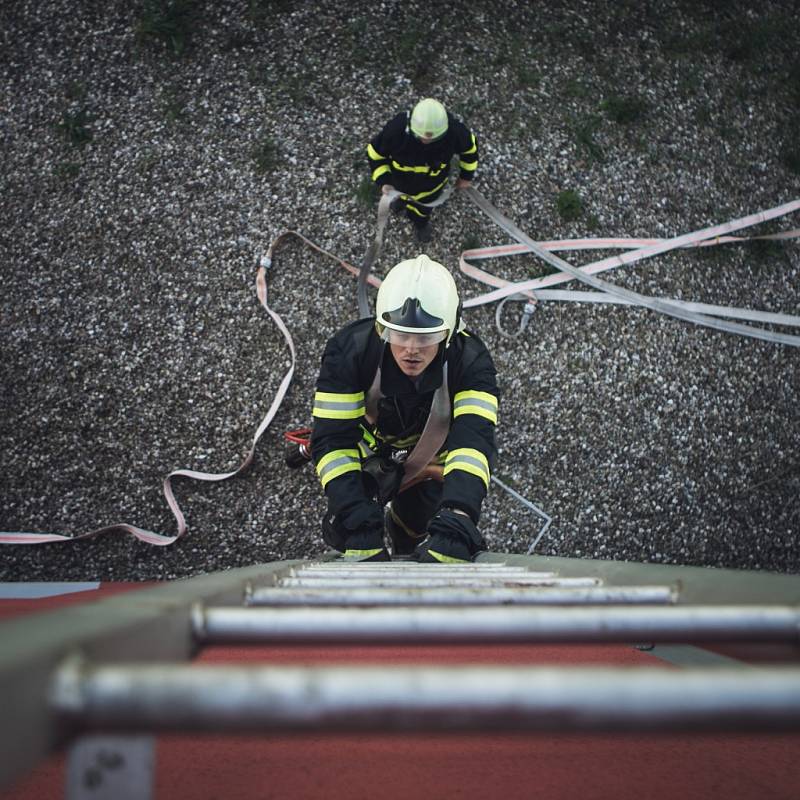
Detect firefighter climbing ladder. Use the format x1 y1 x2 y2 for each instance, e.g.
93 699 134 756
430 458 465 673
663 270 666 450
2 192 798 548
3 553 800 798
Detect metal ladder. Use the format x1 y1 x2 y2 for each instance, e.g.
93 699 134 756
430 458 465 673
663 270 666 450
4 554 800 798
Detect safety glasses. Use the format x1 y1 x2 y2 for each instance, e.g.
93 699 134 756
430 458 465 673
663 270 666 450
380 328 448 348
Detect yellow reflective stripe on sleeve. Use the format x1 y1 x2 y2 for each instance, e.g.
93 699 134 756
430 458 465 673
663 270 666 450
316 449 361 487
371 164 391 182
343 548 385 559
453 390 498 424
459 134 478 171
390 160 447 176
313 391 365 420
409 177 449 201
443 447 490 487
367 143 386 161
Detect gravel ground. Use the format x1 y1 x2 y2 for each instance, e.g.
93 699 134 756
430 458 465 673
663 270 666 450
2 0 799 580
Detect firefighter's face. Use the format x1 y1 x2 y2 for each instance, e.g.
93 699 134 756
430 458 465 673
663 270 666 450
390 339 439 377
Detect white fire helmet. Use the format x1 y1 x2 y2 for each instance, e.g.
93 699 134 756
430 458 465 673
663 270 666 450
409 98 448 141
375 254 461 347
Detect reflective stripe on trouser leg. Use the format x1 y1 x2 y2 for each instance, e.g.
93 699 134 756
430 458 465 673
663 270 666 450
443 448 490 488
406 203 429 220
401 182 446 223
316 449 361 488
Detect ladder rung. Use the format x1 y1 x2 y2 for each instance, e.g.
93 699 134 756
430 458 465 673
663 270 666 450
300 563 548 572
248 585 673 606
293 568 558 579
277 577 603 589
194 605 799 643
51 661 800 732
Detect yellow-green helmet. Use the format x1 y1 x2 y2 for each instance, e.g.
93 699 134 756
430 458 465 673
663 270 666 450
375 254 461 346
409 98 448 141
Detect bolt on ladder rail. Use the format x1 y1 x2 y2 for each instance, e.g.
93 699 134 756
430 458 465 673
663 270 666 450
3 552 800 797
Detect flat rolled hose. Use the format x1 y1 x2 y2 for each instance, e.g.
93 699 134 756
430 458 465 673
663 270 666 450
358 186 455 318
357 191 396 318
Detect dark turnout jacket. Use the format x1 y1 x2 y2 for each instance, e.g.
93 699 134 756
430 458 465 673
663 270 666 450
367 111 478 201
310 319 498 524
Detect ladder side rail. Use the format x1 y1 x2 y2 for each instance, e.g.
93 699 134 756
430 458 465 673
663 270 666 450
0 560 306 792
476 553 800 604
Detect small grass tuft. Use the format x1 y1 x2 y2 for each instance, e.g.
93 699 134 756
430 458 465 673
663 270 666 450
677 68 701 97
462 233 482 252
354 176 378 209
557 190 583 222
160 88 188 125
65 81 87 102
56 109 93 147
781 146 800 175
600 94 647 125
135 0 199 57
247 0 293 24
721 17 785 66
346 19 370 67
750 239 785 263
394 19 435 88
516 64 539 89
573 115 604 164
54 162 81 180
252 137 279 174
788 61 800 107
565 79 590 99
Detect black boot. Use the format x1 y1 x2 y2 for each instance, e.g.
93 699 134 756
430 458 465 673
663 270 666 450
342 529 391 561
414 220 433 243
386 509 427 556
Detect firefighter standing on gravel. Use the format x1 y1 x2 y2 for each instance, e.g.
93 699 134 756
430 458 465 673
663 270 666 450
310 254 498 562
366 98 479 243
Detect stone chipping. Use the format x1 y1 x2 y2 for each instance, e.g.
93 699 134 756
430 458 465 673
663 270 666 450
1 0 798 580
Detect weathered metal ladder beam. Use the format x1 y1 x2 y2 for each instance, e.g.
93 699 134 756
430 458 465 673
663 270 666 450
3 554 800 797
